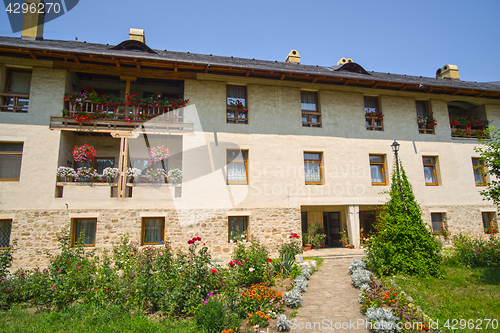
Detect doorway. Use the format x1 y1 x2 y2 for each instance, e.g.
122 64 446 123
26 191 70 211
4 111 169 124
323 211 341 247
360 210 376 234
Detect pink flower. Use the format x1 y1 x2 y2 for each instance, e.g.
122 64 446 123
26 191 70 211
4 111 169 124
238 261 242 265
159 252 163 256
51 286 55 290
90 263 93 266
67 261 70 264
78 266 81 269
229 261 235 267
211 268 217 274
58 270 61 273
197 285 201 289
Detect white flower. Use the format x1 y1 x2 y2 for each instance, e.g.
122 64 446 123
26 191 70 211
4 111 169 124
249 268 255 272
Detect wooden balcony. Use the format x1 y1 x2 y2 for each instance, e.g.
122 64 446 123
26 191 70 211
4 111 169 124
50 101 193 134
450 124 488 139
0 92 29 112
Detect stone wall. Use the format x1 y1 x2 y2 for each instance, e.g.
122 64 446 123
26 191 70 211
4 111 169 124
3 207 302 271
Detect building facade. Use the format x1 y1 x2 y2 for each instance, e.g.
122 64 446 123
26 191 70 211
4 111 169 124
0 24 499 270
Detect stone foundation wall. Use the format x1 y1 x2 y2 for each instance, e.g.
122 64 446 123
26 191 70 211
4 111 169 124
421 204 497 235
2 207 302 271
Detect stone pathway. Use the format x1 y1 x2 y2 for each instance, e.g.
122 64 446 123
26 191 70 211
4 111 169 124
291 258 369 333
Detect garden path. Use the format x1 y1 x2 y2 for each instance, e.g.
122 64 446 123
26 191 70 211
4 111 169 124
291 258 369 333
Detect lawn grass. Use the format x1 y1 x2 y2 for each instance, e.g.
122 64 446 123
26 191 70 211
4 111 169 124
0 304 197 333
390 262 500 333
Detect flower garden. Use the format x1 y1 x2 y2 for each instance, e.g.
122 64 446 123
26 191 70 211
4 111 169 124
0 231 317 333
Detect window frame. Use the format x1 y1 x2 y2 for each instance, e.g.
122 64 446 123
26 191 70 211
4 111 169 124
431 213 444 232
472 158 487 186
228 216 249 243
364 96 383 131
304 151 323 185
301 91 321 127
0 219 12 249
416 100 435 134
1 69 31 113
227 149 249 185
0 142 23 182
72 218 97 247
141 217 165 245
369 154 387 185
226 85 248 124
423 156 439 186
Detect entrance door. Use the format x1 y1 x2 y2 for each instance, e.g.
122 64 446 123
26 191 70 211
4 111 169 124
359 210 376 234
323 212 341 247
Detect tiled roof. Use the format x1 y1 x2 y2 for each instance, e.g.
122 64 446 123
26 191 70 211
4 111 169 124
1 36 499 93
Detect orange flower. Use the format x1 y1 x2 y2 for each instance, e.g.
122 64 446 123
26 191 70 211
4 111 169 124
248 313 253 318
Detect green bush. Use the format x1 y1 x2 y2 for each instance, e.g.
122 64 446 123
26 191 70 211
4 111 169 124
448 234 500 267
195 296 225 333
232 238 271 285
366 161 443 277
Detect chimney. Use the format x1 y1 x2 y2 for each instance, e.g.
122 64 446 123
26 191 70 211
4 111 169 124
286 50 300 64
129 28 145 44
21 0 44 40
337 58 353 65
436 64 459 80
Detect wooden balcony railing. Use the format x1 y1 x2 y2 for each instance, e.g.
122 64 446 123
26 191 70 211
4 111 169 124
0 92 29 112
450 124 488 138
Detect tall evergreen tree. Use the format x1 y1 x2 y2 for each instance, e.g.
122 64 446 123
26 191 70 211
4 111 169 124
366 160 443 277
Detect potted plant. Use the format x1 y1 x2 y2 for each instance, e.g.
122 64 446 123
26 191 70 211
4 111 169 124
56 166 76 182
167 168 182 183
75 166 98 183
484 227 498 235
102 167 119 183
340 230 350 248
302 234 312 251
72 144 96 168
126 167 142 183
146 168 167 183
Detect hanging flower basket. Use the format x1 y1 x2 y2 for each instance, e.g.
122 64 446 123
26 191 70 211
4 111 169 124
146 168 168 183
149 145 170 163
73 144 96 163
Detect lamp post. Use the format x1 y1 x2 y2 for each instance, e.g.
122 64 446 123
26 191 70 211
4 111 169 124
391 140 403 204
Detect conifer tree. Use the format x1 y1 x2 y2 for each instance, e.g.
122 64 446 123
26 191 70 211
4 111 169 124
366 160 443 277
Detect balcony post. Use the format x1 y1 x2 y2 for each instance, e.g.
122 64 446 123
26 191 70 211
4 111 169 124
111 132 130 198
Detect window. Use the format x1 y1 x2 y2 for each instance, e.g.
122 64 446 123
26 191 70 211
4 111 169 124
227 150 248 184
431 213 444 232
301 91 320 127
416 101 435 134
229 216 248 242
1 69 31 112
131 158 149 175
364 96 383 131
0 142 23 181
142 217 165 245
226 86 247 124
482 212 495 230
304 152 323 185
423 156 438 185
472 158 487 186
0 220 12 249
369 155 386 185
72 218 97 246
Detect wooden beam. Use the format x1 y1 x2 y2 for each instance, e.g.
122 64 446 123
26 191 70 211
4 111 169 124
115 59 121 68
451 89 459 95
174 62 178 72
399 85 406 91
280 74 285 80
371 82 378 89
29 51 37 59
425 87 433 93
119 76 137 81
204 66 209 73
245 71 250 77
135 61 140 69
342 79 350 86
311 77 318 83
53 61 197 80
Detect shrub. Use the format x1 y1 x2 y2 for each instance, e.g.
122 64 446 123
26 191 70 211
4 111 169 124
283 289 302 308
277 314 291 332
195 296 225 333
365 306 401 333
232 238 270 285
366 162 443 277
246 310 270 329
351 269 373 289
289 264 302 280
278 233 303 259
293 275 308 292
448 233 500 267
300 265 312 279
348 258 367 275
272 252 295 278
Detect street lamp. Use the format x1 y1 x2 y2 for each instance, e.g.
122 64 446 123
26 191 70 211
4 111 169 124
391 140 403 204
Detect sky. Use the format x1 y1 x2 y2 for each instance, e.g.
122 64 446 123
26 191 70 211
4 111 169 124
1 0 499 83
